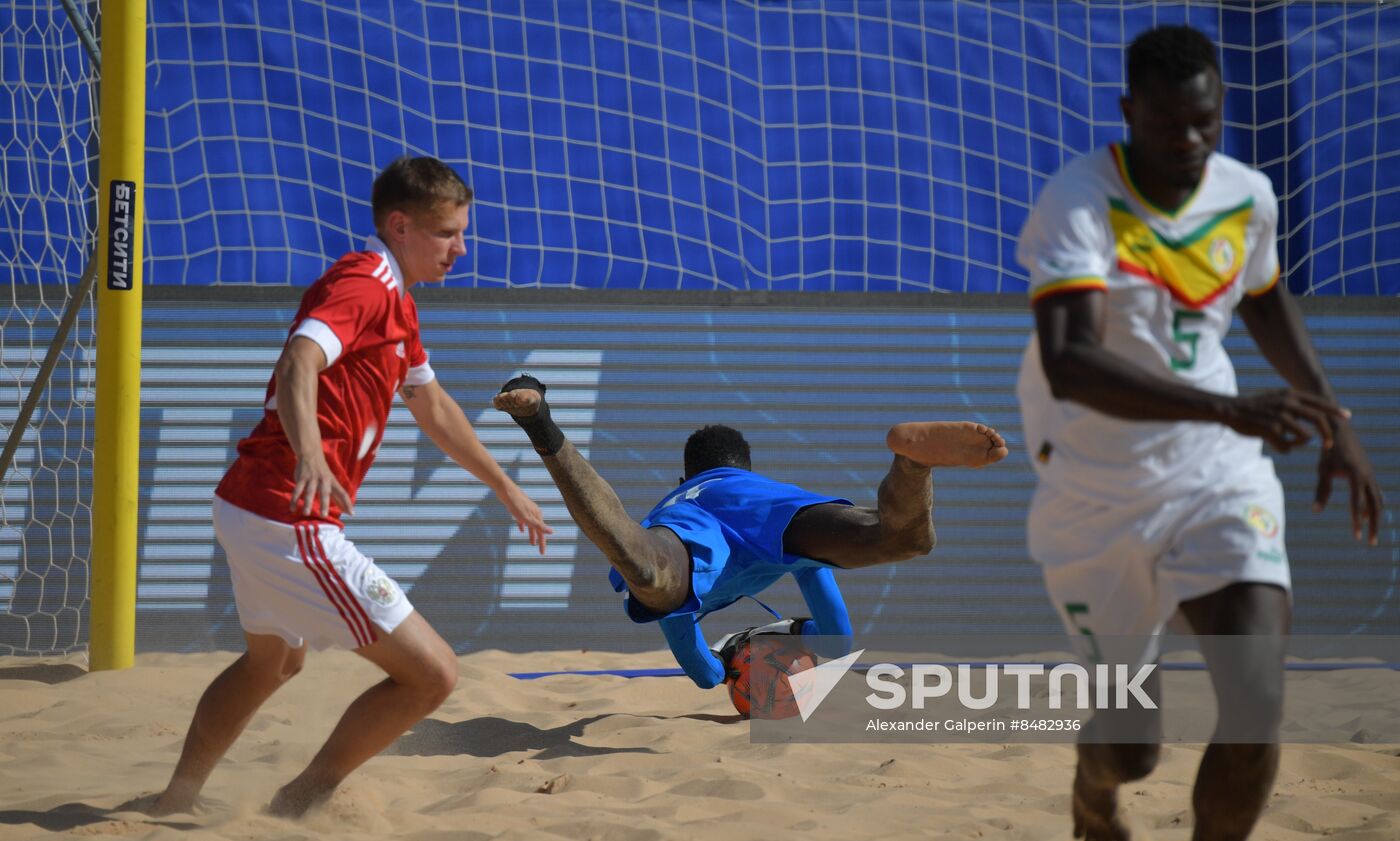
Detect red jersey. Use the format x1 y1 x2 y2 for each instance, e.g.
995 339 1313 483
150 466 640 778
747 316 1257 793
216 238 433 526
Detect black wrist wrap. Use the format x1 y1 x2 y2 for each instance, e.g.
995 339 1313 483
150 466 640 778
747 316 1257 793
500 374 566 456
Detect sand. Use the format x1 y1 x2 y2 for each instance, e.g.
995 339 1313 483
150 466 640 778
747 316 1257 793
1 649 1397 841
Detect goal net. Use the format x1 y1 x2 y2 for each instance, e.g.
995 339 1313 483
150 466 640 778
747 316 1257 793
135 0 1397 293
3 1 1395 654
1 1 100 655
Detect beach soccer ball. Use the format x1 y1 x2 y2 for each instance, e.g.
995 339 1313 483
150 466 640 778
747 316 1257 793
725 638 817 719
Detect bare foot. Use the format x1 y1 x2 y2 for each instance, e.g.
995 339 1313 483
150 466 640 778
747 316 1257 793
129 790 219 818
886 421 1009 468
493 388 542 418
118 793 169 816
1072 768 1131 841
266 777 333 820
131 779 200 818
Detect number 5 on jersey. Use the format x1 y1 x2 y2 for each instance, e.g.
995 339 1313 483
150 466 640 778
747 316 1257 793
1171 310 1206 371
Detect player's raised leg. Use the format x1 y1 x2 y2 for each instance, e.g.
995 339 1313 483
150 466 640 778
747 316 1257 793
266 611 457 818
495 375 692 615
784 421 1008 569
147 633 306 816
886 421 1008 468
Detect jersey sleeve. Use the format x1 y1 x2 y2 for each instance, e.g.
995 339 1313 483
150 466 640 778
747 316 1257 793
401 299 436 386
659 615 727 689
793 566 854 658
291 273 391 367
1017 174 1112 304
1242 173 1282 297
403 353 436 387
794 567 852 637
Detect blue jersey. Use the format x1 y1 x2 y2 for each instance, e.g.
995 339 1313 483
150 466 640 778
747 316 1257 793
608 467 851 623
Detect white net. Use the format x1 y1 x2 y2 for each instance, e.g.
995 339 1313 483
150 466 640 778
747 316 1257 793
1 1 99 655
138 0 1397 293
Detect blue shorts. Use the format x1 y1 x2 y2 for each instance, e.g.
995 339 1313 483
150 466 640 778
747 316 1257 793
609 468 851 622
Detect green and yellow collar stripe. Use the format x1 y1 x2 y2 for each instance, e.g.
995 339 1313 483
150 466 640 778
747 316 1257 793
1031 276 1106 303
1108 196 1254 250
1111 143 1205 219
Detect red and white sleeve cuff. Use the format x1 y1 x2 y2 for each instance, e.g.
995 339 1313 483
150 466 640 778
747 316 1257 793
289 318 344 367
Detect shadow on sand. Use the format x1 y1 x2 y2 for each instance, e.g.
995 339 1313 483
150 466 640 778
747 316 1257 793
390 711 742 760
0 800 199 833
0 663 86 685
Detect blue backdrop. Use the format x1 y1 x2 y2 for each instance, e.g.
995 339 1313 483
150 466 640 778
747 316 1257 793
139 2 1399 293
5 292 1395 654
5 2 1395 293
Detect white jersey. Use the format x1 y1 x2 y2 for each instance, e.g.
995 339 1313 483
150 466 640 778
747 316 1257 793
1016 144 1281 504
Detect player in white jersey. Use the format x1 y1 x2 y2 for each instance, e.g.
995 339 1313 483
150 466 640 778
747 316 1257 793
1015 26 1383 841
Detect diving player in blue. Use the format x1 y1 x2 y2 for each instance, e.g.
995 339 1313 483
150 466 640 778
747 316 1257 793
493 375 1009 689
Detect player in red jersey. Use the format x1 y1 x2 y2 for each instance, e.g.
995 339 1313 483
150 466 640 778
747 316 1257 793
146 157 552 818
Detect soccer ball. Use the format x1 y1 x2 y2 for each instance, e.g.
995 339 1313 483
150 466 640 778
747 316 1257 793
725 637 817 719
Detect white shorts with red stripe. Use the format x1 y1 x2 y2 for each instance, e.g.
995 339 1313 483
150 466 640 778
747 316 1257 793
213 496 414 650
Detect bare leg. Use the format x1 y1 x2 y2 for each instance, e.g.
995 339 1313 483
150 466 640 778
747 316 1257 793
147 633 306 816
785 422 1008 568
495 386 691 614
1178 583 1289 841
1071 699 1162 841
1071 583 1287 841
267 611 457 818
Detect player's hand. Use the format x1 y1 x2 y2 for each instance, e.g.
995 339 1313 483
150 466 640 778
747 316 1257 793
1314 422 1385 546
1223 389 1349 453
713 630 753 679
499 482 553 554
711 618 806 668
291 452 353 518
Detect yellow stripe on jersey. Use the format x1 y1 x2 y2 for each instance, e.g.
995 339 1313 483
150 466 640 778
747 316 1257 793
1109 197 1254 309
1030 275 1107 304
1246 265 1281 297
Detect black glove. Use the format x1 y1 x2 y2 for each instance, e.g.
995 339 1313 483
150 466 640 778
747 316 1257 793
712 617 810 677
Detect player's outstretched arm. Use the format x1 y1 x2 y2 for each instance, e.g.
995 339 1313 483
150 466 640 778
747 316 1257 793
1037 290 1231 421
1035 290 1349 451
400 378 553 552
277 336 353 518
1238 285 1384 544
659 616 727 689
794 567 853 658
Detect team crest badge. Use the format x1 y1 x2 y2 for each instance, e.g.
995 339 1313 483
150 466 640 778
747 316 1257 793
1245 505 1279 539
365 576 400 606
1208 237 1235 274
